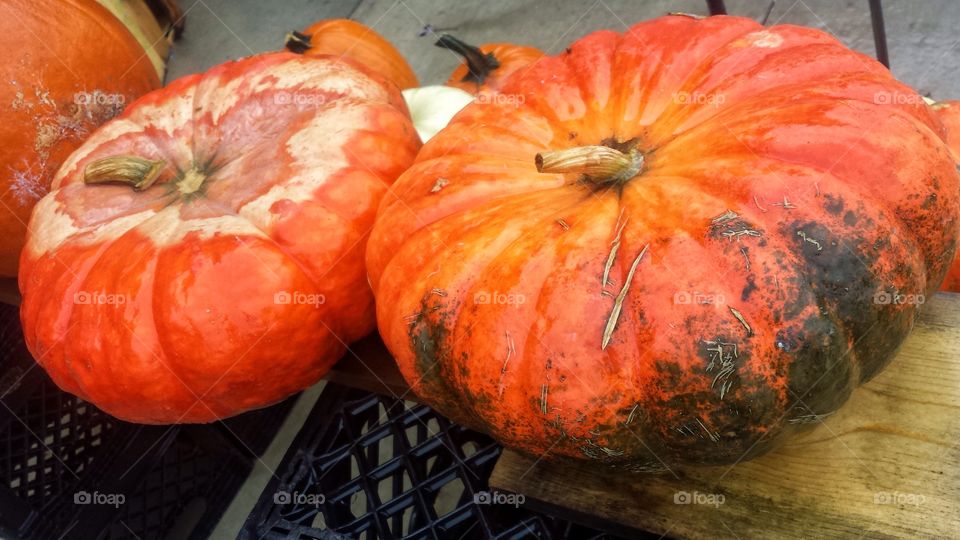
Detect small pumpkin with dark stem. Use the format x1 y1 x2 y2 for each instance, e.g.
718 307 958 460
367 15 960 469
285 18 419 90
436 34 543 95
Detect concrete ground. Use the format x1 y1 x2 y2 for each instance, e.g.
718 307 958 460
155 1 960 538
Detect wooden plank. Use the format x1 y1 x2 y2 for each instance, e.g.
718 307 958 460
490 292 960 539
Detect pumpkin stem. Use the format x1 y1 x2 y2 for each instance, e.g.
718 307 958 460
435 34 499 85
536 146 643 184
84 156 166 191
285 30 312 54
177 168 206 195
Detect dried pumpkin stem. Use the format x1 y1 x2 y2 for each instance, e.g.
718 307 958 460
536 146 643 183
435 34 500 85
84 156 166 191
284 30 312 54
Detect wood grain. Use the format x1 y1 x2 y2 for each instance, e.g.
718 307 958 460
490 292 960 539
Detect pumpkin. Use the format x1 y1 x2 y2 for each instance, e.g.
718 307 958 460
366 15 960 469
401 85 474 142
19 52 420 423
436 34 542 95
929 99 960 291
286 18 419 90
0 0 161 276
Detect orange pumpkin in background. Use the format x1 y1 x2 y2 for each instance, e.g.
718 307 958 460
367 15 959 469
930 100 960 291
436 35 543 95
19 52 420 423
0 0 161 277
286 18 419 90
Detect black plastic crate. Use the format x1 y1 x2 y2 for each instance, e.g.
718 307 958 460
0 301 295 539
243 383 626 540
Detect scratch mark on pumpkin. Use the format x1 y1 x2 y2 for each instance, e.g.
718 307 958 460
797 230 823 251
703 339 739 399
711 210 738 224
498 331 515 398
429 177 448 193
430 288 447 297
556 218 570 230
695 416 721 443
600 446 624 457
602 209 628 287
625 403 640 426
540 384 549 414
740 246 750 270
581 444 603 459
728 306 753 336
771 196 796 209
753 195 767 213
712 210 762 241
601 244 648 349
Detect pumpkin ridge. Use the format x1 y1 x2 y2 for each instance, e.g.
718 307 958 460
456 196 620 447
653 41 879 138
608 16 761 139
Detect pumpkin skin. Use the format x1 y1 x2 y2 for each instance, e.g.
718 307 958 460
367 15 960 469
0 0 160 277
286 19 419 90
437 35 543 95
20 52 419 424
930 100 960 291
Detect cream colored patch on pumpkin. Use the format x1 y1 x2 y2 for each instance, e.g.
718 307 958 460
200 60 391 126
27 195 155 256
746 30 784 48
237 101 368 228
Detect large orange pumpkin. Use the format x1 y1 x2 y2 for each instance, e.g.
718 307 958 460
367 15 959 468
286 19 418 90
19 52 419 423
930 100 960 291
0 0 161 277
436 35 543 95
